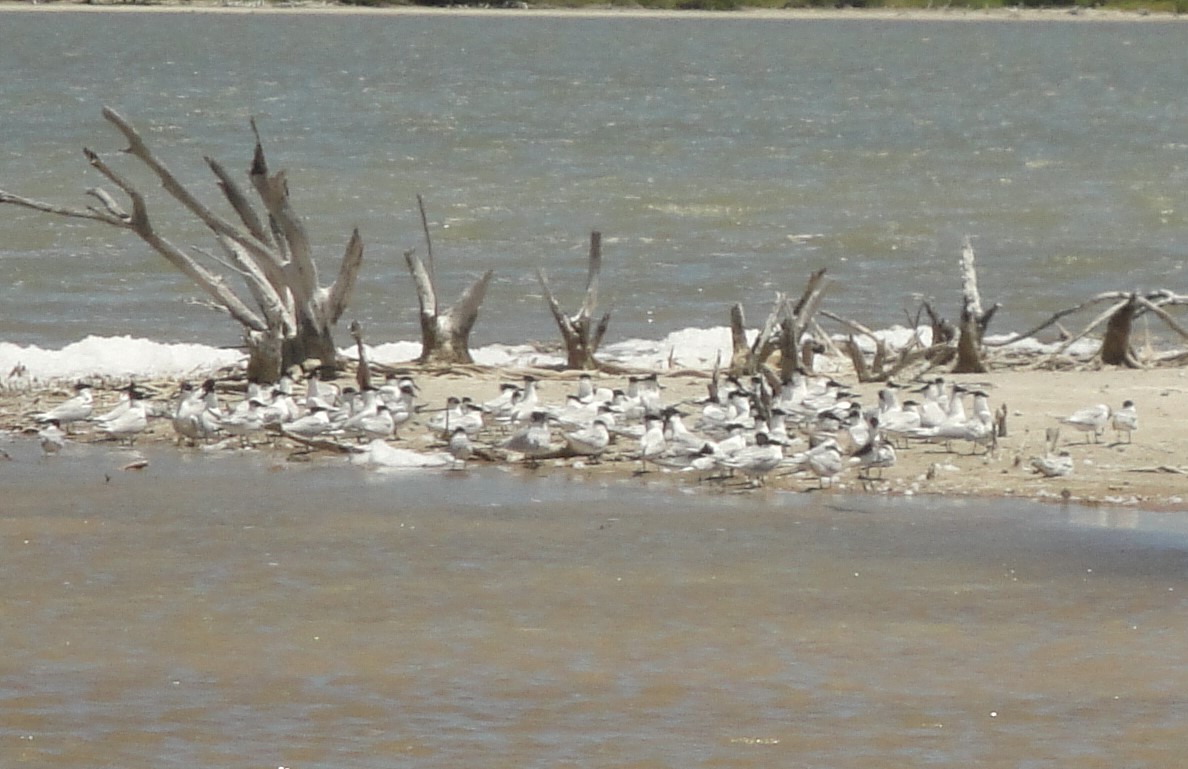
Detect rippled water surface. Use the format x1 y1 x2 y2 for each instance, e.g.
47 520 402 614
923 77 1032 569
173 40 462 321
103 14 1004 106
1 12 1187 349
3 438 1188 767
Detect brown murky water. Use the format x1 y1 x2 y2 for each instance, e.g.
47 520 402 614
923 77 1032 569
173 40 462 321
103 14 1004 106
4 438 1188 768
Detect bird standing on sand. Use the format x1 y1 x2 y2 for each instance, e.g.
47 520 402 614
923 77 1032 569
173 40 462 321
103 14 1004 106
339 401 395 442
717 431 784 487
172 380 218 444
34 383 94 433
635 414 667 473
381 382 416 439
96 389 150 445
501 410 554 465
219 397 267 447
808 439 844 489
1060 403 1111 444
38 420 67 456
448 426 473 469
1112 400 1137 443
283 404 333 439
91 385 136 427
851 420 896 480
428 396 466 435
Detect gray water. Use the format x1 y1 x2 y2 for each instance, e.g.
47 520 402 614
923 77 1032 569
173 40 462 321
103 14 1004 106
2 11 1187 350
4 438 1188 768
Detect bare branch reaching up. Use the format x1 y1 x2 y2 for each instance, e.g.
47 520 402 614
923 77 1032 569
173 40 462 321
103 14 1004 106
954 238 998 374
403 209 496 367
537 231 613 370
0 108 367 380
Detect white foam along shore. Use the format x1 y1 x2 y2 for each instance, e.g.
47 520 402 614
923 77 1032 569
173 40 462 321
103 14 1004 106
0 326 1102 389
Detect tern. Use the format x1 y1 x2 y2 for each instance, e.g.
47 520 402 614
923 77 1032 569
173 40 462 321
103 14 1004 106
338 401 395 442
1030 450 1073 478
96 389 149 445
283 404 333 439
717 431 784 487
428 396 466 435
1111 400 1137 443
34 383 93 433
447 426 474 469
482 383 521 419
38 420 67 456
806 438 844 489
218 397 267 447
173 380 220 445
563 418 612 461
635 414 667 473
501 410 554 465
91 386 136 426
382 382 417 439
575 373 614 405
851 425 897 480
508 375 542 426
1060 403 1111 444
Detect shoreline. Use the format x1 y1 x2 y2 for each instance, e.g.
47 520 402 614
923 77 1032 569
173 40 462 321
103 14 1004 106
6 358 1188 512
0 1 1184 21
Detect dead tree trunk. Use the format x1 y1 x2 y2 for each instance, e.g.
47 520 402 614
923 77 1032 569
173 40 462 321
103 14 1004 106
401 197 495 366
405 249 494 366
728 303 752 373
1100 292 1141 367
779 267 829 383
953 238 999 374
536 231 612 370
350 320 373 391
727 268 828 384
0 107 364 381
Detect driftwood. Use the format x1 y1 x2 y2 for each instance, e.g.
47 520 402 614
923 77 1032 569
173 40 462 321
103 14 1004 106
781 268 830 381
405 250 494 366
978 289 1188 370
821 310 888 383
953 238 1000 373
402 198 495 366
983 292 1123 349
0 108 364 382
536 231 612 370
1100 293 1141 368
727 268 829 384
350 320 372 391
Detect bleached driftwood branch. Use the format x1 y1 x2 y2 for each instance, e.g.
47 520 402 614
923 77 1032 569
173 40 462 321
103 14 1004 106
536 231 612 370
405 247 495 367
954 238 1000 373
0 107 367 381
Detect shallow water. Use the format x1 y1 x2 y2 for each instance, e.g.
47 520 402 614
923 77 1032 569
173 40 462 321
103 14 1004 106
4 438 1188 767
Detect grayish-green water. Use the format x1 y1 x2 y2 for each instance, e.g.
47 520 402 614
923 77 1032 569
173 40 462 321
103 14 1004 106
1 12 1186 348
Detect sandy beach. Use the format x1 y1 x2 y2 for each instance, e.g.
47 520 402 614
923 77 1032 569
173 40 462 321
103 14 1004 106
6 354 1188 511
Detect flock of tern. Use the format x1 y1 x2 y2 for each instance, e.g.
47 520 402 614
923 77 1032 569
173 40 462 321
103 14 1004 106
27 367 1139 490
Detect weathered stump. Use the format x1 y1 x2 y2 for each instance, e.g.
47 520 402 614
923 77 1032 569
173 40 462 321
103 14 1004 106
1100 293 1140 368
537 231 612 370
